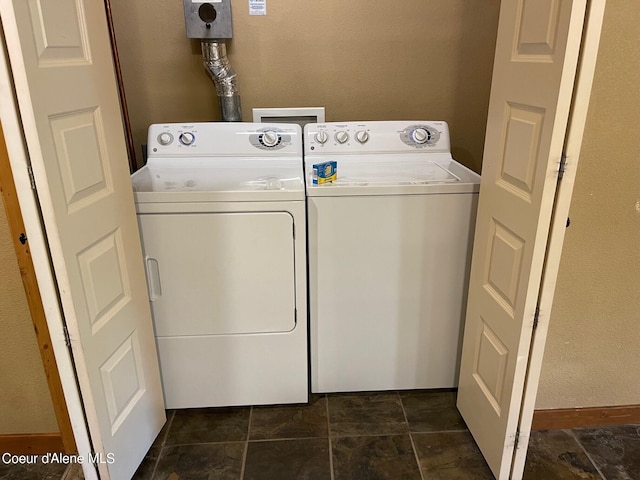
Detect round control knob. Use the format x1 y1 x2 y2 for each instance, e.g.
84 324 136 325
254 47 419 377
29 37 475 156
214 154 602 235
158 133 173 146
335 131 349 144
261 131 280 147
411 128 430 144
179 132 195 146
315 131 329 144
355 130 369 144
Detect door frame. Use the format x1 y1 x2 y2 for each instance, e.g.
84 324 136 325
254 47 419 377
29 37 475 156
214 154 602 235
0 28 98 480
0 122 75 454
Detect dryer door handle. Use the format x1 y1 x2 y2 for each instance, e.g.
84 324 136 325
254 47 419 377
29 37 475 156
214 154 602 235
145 255 162 301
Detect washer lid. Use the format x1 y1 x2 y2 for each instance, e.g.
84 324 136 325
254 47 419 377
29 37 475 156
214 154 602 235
304 155 480 196
132 157 304 202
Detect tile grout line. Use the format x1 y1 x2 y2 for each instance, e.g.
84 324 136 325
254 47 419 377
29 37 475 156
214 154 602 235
565 429 607 480
243 435 330 443
149 410 175 480
240 406 253 480
246 405 254 441
330 432 423 440
326 394 335 480
160 430 455 444
398 391 426 480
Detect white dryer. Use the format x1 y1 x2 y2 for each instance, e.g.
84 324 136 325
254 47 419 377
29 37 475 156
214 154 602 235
132 122 307 408
304 121 480 393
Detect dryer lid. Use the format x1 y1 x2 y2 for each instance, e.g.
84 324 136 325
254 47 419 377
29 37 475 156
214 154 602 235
131 158 304 202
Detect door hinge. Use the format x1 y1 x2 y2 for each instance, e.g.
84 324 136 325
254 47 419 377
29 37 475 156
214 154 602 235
62 324 71 348
27 164 37 190
533 305 540 331
558 153 567 180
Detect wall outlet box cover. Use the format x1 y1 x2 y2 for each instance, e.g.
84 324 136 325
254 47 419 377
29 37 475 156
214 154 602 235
184 0 233 39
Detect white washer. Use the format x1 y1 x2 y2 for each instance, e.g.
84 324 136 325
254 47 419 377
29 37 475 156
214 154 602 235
132 122 307 408
304 121 480 393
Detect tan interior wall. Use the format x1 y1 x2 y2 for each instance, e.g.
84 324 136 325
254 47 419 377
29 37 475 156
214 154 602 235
111 1 639 410
0 195 58 434
110 0 500 172
536 1 640 409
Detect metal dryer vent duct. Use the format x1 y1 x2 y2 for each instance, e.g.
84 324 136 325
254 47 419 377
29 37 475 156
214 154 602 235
201 41 242 122
183 0 241 121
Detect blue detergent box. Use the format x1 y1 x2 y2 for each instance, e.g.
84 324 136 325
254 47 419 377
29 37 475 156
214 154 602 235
312 161 337 184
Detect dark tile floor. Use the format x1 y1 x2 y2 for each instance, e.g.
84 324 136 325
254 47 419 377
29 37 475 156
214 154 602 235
2 392 639 479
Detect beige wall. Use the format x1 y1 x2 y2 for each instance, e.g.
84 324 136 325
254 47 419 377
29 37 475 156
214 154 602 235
110 0 500 171
0 195 58 434
110 1 639 410
536 1 640 409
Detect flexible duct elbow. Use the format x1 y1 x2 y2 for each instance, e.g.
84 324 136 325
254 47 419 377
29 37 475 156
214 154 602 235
201 41 242 122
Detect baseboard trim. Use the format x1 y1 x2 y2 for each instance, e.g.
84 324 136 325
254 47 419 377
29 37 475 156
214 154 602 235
0 433 64 454
532 405 640 430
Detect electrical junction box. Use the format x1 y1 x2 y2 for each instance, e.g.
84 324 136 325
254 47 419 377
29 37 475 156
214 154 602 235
183 0 233 39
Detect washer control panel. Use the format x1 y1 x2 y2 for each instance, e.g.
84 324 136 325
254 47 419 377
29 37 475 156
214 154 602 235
147 123 301 157
399 124 442 148
304 121 450 155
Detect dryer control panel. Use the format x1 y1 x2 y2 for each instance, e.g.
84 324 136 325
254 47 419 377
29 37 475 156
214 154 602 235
304 121 451 155
147 122 302 157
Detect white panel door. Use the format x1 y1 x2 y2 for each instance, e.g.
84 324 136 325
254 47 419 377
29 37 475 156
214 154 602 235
0 1 165 479
457 1 588 479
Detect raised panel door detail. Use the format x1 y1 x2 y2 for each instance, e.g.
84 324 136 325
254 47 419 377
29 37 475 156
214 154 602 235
77 228 130 334
498 104 545 202
473 319 509 415
27 0 91 66
99 331 146 435
513 0 561 61
457 0 589 477
50 107 113 213
484 219 525 315
3 0 166 477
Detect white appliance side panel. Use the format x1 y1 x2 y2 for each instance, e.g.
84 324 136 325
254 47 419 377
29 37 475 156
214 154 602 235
138 212 296 336
157 329 308 408
308 194 478 393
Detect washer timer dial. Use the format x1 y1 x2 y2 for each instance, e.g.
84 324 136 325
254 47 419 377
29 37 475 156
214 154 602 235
400 124 441 148
411 128 430 144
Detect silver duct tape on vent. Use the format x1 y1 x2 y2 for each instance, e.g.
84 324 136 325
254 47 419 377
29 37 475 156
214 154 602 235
201 41 242 122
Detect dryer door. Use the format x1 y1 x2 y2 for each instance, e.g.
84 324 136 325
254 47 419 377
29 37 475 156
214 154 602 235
139 211 296 336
